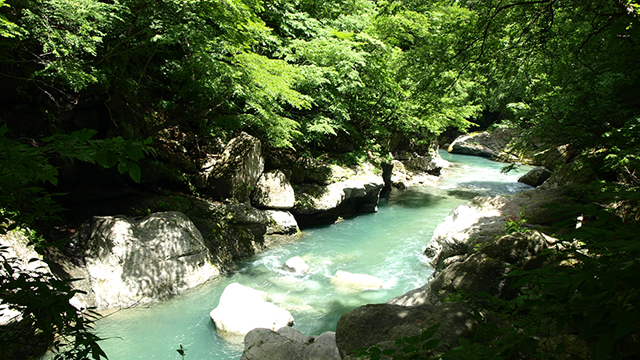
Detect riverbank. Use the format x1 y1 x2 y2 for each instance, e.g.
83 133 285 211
86 152 531 360
335 184 571 359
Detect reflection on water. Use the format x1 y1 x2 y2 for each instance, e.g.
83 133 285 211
93 152 532 360
385 188 444 208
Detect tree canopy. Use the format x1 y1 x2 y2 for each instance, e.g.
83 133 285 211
1 0 640 359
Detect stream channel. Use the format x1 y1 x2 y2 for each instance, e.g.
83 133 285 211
94 151 533 360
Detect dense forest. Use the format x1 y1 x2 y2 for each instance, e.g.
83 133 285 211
1 0 639 359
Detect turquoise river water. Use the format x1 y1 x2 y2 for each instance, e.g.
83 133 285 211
93 151 532 360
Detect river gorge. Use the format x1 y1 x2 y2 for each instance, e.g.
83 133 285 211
92 151 532 360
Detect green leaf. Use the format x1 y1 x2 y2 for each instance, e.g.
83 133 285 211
128 163 141 183
613 313 638 340
458 337 471 350
118 162 128 174
402 344 419 353
422 339 441 351
421 323 440 340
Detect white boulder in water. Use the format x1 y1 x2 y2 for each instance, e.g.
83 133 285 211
330 270 383 292
210 283 294 340
282 256 310 274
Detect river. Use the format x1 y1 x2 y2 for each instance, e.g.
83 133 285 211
93 151 532 360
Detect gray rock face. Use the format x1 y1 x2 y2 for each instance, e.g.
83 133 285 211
0 231 52 325
448 128 514 158
518 166 552 187
241 327 341 360
210 283 294 341
265 210 299 235
336 302 476 359
78 211 219 309
388 151 449 189
532 145 570 170
448 132 496 157
198 132 265 202
423 199 504 269
292 172 385 226
251 170 295 210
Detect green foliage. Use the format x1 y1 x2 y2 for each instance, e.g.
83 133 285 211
0 244 107 360
0 124 154 237
0 0 19 38
0 124 153 358
355 323 442 360
444 193 640 360
502 211 530 235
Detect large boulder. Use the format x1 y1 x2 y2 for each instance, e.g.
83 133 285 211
251 170 295 210
265 210 299 236
210 283 294 340
532 145 570 170
448 128 514 158
197 132 265 202
241 327 341 360
403 151 450 176
291 169 385 226
518 166 552 187
78 211 219 309
423 199 504 270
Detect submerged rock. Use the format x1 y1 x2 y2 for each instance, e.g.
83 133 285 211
241 327 341 360
210 283 294 341
330 270 383 292
282 256 310 274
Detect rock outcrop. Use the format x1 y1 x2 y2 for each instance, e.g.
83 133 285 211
185 199 294 271
196 132 265 202
518 166 552 187
448 128 521 161
251 170 295 210
386 151 449 189
448 132 501 158
335 188 567 359
337 301 476 359
210 283 294 341
265 210 299 236
72 211 219 309
291 164 385 226
241 327 341 360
